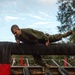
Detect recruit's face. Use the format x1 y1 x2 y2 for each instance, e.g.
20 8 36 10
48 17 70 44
13 29 21 36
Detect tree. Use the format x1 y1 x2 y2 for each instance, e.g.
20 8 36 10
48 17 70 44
56 0 75 63
57 0 75 32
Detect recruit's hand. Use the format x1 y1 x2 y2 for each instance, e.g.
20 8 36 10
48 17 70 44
45 40 50 46
16 39 20 44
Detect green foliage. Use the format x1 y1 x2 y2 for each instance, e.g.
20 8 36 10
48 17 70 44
57 0 75 32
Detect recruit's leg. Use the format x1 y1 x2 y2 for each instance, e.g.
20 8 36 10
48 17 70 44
32 55 50 74
32 55 46 66
48 30 72 42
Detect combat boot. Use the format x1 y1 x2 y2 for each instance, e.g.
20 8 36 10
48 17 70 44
44 64 50 74
72 27 75 34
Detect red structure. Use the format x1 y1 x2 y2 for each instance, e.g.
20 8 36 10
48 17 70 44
0 64 10 75
64 58 67 66
20 57 24 66
20 57 27 66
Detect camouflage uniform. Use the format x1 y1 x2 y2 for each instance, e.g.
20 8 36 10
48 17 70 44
46 30 72 43
15 28 72 67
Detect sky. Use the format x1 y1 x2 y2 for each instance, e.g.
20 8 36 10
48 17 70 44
0 0 61 42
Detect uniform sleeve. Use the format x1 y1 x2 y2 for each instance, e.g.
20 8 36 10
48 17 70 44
44 35 49 42
44 34 49 42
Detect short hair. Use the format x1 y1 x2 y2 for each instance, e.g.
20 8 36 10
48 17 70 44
11 24 19 33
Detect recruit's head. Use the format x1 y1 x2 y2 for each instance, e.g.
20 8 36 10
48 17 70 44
11 24 21 36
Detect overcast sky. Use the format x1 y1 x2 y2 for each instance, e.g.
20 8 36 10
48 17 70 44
0 0 61 42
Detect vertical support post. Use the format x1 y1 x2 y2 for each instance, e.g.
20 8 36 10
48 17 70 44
20 56 24 66
0 42 11 75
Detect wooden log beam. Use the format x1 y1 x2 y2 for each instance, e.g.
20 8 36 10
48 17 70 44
0 42 75 55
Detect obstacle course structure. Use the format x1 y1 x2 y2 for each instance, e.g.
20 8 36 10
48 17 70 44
0 42 75 75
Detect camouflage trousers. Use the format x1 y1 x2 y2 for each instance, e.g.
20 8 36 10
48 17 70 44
32 55 46 67
46 30 72 43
